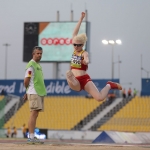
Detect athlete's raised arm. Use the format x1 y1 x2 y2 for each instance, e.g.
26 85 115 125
72 12 85 39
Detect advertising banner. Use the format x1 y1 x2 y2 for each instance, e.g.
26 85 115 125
0 79 119 97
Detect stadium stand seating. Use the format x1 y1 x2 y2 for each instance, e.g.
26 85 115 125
72 100 105 130
98 96 150 132
4 96 150 132
90 96 132 130
2 95 24 125
4 96 101 130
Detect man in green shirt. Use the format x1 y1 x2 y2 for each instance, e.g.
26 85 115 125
23 46 47 144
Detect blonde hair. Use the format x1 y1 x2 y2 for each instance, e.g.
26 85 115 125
73 33 87 44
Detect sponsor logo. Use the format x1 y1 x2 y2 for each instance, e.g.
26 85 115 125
41 38 72 45
19 81 71 94
46 81 71 94
19 82 26 93
0 82 16 93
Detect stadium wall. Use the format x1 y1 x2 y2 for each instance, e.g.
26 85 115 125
4 129 150 143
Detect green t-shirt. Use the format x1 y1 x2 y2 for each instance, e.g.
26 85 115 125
25 60 47 96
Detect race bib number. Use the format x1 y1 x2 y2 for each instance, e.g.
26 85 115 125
71 55 81 68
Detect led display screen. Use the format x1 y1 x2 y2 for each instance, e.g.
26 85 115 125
23 22 89 62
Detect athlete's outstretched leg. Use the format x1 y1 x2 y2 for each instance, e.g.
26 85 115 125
66 70 81 91
84 81 122 102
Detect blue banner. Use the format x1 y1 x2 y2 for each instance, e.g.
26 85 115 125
0 79 119 97
141 79 150 96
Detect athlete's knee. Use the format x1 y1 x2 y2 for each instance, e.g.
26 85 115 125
93 95 104 102
70 87 81 92
66 70 78 86
66 70 73 77
96 98 104 102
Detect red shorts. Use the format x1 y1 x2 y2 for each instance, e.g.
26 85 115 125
75 74 92 91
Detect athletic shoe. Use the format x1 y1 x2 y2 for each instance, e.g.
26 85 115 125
34 137 44 144
27 137 44 144
27 138 34 144
107 81 122 90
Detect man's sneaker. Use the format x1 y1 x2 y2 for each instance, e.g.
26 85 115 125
34 137 44 144
107 81 122 90
27 138 35 144
27 137 44 144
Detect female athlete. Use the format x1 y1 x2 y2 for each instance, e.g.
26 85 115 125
66 12 122 102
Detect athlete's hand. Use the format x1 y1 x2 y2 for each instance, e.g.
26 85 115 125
81 12 85 19
23 94 27 101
